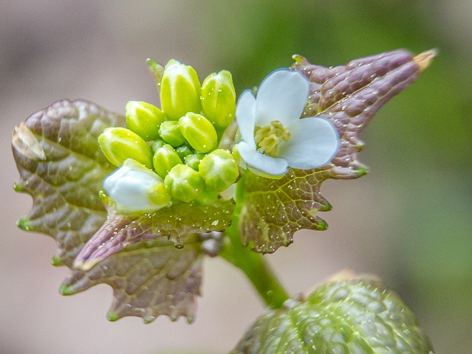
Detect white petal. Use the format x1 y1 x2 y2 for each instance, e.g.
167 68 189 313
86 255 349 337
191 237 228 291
235 89 256 149
279 118 340 169
237 141 289 176
103 161 162 213
255 69 309 127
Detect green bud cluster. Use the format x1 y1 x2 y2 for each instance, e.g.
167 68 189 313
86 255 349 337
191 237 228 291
98 58 240 211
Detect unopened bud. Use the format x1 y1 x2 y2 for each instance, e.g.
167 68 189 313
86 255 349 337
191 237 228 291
201 70 236 130
175 145 193 160
160 59 202 121
147 179 172 206
164 164 204 203
150 138 166 154
152 144 183 179
199 149 239 193
184 153 206 171
103 159 170 214
98 127 153 169
158 121 186 147
179 113 217 153
125 101 165 141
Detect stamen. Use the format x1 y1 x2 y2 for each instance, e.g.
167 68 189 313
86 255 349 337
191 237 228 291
254 120 290 157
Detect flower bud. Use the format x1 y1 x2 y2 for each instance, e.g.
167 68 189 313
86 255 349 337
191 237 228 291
152 144 183 179
98 127 153 169
175 145 193 160
164 164 204 203
160 59 202 121
103 159 170 214
125 101 165 141
150 138 166 155
179 113 217 153
147 179 171 206
201 70 236 130
184 152 206 171
158 121 186 147
199 149 239 193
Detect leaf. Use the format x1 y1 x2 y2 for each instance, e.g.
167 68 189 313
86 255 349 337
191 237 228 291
12 99 126 266
232 274 434 353
238 49 433 253
73 198 234 271
61 234 208 324
12 99 230 322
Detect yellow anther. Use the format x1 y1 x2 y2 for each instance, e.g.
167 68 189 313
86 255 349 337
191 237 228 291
254 120 290 157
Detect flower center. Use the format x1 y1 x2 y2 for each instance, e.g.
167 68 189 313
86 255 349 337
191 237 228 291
254 120 290 157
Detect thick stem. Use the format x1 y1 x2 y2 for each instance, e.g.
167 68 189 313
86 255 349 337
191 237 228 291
220 212 290 309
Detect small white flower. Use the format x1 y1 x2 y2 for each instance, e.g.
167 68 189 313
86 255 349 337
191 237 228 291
235 69 340 177
103 159 170 214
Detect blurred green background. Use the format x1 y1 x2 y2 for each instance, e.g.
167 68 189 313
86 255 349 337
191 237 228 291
1 0 471 353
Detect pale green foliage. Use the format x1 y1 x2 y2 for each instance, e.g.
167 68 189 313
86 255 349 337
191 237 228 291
233 278 433 353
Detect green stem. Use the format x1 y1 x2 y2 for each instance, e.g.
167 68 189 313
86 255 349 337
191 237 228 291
220 207 290 309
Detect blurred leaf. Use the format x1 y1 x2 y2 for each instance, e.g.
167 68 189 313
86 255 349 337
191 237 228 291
238 50 426 253
12 99 125 266
232 274 433 353
73 197 234 271
61 234 206 324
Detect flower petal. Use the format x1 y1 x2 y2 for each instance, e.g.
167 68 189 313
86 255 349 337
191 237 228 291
237 141 289 176
279 118 340 169
235 89 256 149
255 69 309 127
103 159 163 213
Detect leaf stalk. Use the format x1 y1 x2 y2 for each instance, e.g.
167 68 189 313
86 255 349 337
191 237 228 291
220 175 290 308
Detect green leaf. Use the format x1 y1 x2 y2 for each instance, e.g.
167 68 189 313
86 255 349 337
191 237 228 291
232 275 434 353
61 234 209 324
73 198 234 271
238 49 430 253
12 99 126 266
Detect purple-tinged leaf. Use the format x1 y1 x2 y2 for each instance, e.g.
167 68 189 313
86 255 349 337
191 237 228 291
12 100 232 322
232 271 434 353
61 234 210 323
12 100 126 266
238 49 434 253
73 198 234 271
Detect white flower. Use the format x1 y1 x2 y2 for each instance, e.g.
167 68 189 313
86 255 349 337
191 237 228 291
103 159 170 214
235 69 340 177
